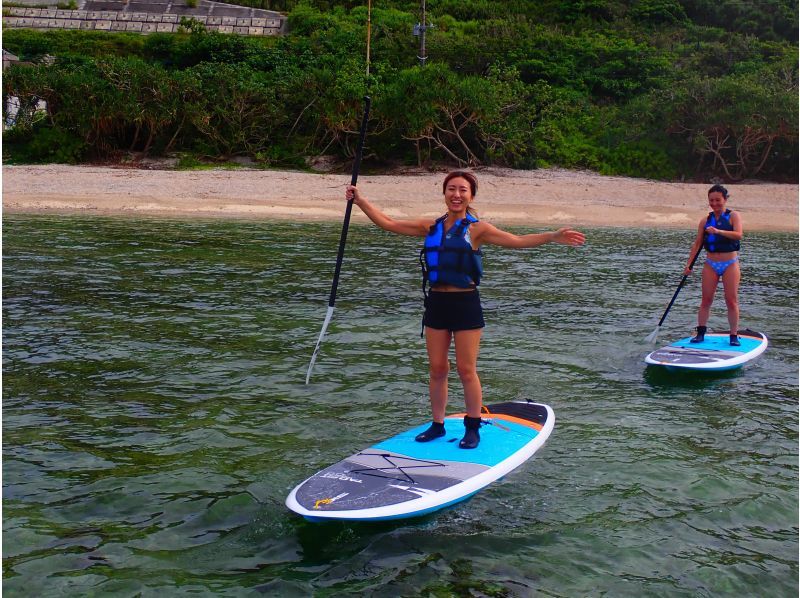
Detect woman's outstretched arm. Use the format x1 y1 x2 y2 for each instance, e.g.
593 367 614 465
474 222 585 249
346 185 432 237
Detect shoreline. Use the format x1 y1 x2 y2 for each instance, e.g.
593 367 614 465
3 164 798 232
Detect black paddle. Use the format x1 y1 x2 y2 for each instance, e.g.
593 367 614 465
306 96 371 384
645 239 704 344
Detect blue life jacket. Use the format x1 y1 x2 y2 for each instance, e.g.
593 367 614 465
420 213 483 292
704 209 740 253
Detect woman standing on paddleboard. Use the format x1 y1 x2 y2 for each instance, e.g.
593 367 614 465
345 171 584 449
685 184 743 345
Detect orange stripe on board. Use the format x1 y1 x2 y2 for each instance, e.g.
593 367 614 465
706 332 763 341
449 412 543 431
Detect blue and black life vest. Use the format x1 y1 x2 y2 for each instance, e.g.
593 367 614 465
704 209 740 253
419 213 483 294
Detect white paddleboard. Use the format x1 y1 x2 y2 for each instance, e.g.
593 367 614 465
645 329 768 371
286 401 554 522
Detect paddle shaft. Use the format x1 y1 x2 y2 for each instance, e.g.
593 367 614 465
657 242 704 327
305 96 371 384
327 96 370 306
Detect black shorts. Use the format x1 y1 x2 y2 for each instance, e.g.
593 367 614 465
423 290 485 331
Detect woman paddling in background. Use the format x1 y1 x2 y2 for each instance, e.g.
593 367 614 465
345 171 585 449
685 184 743 345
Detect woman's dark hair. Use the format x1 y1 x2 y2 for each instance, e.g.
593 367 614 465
443 170 478 197
708 184 729 199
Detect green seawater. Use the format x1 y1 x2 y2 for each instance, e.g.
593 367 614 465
3 215 798 597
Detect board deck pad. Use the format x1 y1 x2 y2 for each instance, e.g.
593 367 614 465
645 329 767 371
286 401 553 522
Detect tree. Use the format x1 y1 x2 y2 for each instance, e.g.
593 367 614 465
656 71 797 179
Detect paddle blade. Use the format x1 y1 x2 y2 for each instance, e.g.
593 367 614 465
306 306 335 384
645 326 661 344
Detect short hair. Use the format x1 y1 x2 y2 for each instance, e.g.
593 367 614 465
708 184 729 199
442 170 478 197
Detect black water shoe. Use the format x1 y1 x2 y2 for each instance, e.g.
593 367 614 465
690 326 707 343
415 421 445 442
730 334 741 346
459 416 482 449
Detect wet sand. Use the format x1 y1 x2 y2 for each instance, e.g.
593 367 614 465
3 165 797 231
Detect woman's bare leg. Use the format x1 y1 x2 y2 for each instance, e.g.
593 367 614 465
721 261 741 334
425 327 452 422
453 328 483 418
698 263 720 327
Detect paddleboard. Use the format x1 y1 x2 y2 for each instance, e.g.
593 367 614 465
645 329 767 371
285 401 554 522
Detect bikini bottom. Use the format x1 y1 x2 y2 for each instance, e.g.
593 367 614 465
706 256 739 277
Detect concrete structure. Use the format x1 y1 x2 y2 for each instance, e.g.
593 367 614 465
2 0 286 36
3 49 20 70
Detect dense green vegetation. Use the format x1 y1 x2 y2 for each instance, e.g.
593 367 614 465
3 0 797 180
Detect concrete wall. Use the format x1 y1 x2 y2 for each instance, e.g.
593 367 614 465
3 1 286 36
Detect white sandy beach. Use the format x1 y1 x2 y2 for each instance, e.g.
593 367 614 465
3 164 797 232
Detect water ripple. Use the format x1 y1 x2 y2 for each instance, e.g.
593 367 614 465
3 216 797 596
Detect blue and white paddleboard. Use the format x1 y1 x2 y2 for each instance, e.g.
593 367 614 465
645 329 768 372
285 401 554 522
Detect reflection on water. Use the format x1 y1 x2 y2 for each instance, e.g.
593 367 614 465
3 215 798 595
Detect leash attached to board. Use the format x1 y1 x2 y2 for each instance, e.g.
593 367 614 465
305 96 371 384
